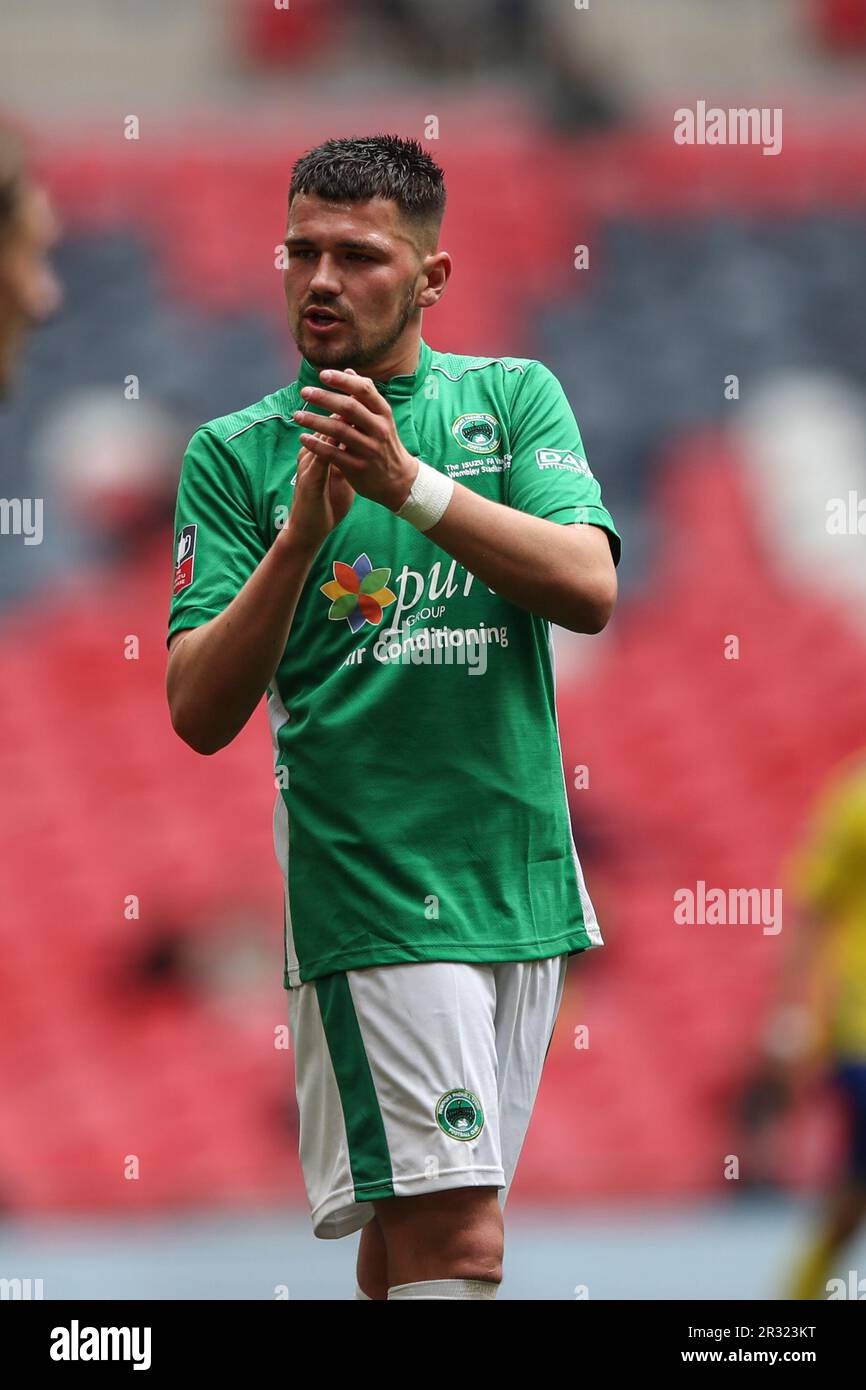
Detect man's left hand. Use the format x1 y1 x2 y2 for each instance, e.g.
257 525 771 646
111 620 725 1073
293 368 418 511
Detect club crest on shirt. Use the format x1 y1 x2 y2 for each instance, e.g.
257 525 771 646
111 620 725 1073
451 412 502 454
436 1089 485 1141
173 524 197 594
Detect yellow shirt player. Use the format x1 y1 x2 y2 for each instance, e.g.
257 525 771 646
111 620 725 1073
768 751 866 1299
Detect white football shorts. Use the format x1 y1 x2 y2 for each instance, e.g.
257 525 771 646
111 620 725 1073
285 954 569 1239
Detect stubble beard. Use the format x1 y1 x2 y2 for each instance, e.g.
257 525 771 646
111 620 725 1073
295 284 418 375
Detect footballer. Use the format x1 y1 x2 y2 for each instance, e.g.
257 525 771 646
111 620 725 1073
0 124 61 400
166 134 621 1300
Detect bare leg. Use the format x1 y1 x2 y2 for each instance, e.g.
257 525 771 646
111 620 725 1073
356 1214 389 1300
372 1186 503 1292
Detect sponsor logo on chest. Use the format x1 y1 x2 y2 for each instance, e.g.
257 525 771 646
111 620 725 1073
321 551 480 632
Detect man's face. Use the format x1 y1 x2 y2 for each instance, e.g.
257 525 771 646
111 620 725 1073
0 181 62 396
283 193 430 373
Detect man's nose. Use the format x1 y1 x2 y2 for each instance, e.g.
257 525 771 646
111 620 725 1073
308 255 341 297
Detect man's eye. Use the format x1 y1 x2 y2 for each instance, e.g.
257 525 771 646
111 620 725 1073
288 249 316 259
347 252 371 262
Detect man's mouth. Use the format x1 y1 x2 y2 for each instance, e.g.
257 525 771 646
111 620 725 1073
303 307 345 332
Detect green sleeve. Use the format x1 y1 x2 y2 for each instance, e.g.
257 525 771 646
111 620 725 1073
167 427 269 646
506 361 621 566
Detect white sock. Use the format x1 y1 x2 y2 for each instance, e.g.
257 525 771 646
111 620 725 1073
354 1285 372 1300
387 1279 498 1300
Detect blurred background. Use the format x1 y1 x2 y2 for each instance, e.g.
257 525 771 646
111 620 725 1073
1 0 866 1299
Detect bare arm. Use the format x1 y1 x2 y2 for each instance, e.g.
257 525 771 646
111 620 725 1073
294 370 617 634
167 527 317 755
167 444 353 755
425 486 616 633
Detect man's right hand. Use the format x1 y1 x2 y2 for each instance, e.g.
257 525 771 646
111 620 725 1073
168 419 355 756
285 418 355 552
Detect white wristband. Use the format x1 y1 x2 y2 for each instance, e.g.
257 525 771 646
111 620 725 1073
395 460 454 532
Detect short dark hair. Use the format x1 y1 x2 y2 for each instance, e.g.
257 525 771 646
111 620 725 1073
289 134 446 253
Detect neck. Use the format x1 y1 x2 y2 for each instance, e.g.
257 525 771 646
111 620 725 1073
356 327 422 382
298 329 428 394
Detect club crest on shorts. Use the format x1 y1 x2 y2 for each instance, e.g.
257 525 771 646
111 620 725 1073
435 1089 484 1141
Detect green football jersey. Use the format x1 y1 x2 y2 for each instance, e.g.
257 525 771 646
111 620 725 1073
167 337 621 987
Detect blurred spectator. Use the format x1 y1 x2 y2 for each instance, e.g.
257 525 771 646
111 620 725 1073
32 388 183 576
362 0 622 126
368 0 534 73
0 123 61 400
736 372 866 620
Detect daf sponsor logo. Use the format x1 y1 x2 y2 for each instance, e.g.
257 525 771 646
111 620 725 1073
535 448 592 476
